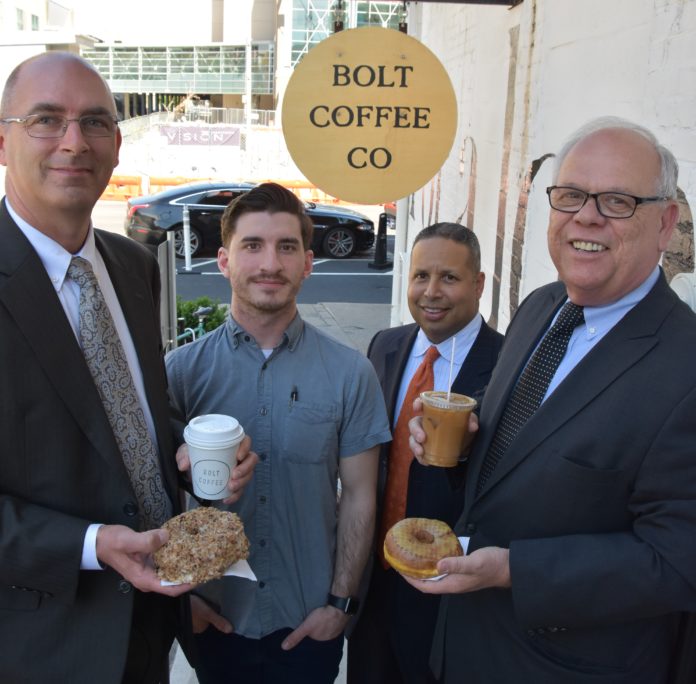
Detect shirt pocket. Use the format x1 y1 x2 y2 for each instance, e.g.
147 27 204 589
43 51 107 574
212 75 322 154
283 402 338 464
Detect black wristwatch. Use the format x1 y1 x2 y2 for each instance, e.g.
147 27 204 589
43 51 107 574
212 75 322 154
327 593 359 615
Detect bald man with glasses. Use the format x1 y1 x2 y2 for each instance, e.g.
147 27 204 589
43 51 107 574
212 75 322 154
0 51 260 684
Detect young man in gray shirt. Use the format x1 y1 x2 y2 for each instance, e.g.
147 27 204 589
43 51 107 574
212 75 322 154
166 182 390 683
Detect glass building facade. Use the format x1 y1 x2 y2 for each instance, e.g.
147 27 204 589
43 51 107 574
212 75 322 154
82 43 275 95
291 1 403 66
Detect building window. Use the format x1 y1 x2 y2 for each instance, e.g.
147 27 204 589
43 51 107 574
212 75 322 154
83 44 275 96
16 7 24 30
291 1 402 67
31 14 39 30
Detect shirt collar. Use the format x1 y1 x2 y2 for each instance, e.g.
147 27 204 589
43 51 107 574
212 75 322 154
226 311 305 351
413 313 483 364
574 266 660 340
7 199 96 291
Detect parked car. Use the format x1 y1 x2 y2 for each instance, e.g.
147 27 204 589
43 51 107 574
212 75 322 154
125 181 375 259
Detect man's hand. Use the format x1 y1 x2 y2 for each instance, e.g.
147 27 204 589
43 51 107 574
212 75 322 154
408 397 479 465
176 435 259 504
281 606 349 650
400 547 511 594
95 524 192 596
190 594 233 635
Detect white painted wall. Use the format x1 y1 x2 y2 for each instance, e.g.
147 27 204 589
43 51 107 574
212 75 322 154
398 0 696 332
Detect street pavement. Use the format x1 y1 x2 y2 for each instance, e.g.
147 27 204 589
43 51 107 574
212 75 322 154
95 200 390 682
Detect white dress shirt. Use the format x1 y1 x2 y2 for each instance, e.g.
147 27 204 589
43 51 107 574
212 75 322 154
394 313 483 425
542 267 660 402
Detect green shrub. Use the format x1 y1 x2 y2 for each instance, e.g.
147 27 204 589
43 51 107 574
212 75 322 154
176 296 227 337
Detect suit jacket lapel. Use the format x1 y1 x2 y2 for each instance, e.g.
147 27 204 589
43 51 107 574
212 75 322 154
467 288 563 502
472 277 673 501
383 324 418 424
451 321 500 396
0 209 125 473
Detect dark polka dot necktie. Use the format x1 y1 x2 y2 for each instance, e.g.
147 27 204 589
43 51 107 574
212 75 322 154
476 301 585 495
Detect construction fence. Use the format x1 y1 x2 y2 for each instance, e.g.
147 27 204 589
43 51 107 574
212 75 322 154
102 175 353 206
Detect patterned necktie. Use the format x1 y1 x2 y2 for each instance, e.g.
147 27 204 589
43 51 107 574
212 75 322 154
68 256 172 529
379 345 440 567
476 301 584 495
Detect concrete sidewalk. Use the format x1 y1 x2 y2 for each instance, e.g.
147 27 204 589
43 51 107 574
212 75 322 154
299 301 391 354
170 299 391 683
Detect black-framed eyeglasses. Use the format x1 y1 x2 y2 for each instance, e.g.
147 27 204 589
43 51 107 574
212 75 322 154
0 113 119 139
546 185 669 219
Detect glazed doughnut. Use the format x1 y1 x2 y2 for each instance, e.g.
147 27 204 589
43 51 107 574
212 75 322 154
384 518 462 578
154 507 249 584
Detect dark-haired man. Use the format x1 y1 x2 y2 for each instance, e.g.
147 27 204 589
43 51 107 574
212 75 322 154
166 182 391 683
348 223 503 684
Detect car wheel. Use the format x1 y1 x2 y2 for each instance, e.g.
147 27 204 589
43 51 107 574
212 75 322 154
322 226 356 259
173 225 202 258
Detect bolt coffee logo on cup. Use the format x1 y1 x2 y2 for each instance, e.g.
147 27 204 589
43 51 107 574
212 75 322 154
184 414 245 500
282 26 458 205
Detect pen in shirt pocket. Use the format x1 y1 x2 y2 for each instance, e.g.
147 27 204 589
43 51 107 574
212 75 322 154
289 385 299 409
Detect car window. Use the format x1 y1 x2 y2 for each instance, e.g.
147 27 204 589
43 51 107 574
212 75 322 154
199 190 240 207
171 192 205 206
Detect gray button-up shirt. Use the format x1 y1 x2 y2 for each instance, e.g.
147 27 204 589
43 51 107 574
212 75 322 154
166 314 390 637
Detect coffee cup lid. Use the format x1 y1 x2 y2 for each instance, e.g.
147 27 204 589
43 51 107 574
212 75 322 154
184 414 244 447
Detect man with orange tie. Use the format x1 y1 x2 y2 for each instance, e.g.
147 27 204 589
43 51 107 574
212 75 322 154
347 223 503 684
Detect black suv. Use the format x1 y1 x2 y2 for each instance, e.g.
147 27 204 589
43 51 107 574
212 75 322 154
125 181 375 259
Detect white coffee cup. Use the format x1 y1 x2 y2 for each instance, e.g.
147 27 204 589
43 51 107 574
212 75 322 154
184 414 245 500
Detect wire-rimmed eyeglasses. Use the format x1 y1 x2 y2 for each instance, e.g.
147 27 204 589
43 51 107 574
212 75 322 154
0 113 119 139
546 185 669 219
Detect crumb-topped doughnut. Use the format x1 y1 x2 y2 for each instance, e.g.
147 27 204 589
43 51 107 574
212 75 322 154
384 518 462 579
154 507 249 584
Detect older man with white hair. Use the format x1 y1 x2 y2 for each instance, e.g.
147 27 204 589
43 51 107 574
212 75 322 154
408 117 696 684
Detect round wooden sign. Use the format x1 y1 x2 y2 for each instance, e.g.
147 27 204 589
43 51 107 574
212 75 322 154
282 26 458 205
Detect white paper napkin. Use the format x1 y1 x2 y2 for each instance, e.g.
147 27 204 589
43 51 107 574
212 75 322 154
423 535 470 581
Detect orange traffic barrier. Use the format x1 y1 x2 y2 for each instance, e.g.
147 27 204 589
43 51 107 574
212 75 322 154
101 175 141 201
101 175 354 207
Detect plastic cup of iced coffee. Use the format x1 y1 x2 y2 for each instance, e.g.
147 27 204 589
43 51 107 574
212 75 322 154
184 414 245 500
419 391 477 467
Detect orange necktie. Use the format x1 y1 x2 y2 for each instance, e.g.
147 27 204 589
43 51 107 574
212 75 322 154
379 345 440 566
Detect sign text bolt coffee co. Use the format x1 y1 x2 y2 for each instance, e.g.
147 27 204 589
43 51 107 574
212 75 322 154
282 26 458 206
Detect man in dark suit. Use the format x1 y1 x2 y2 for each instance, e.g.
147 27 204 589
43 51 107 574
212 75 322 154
0 51 209 683
407 118 696 683
348 223 503 684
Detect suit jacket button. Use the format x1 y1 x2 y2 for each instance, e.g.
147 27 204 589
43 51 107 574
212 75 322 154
123 502 138 516
465 523 476 534
118 580 132 594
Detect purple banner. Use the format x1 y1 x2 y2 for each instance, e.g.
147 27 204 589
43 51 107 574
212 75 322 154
161 126 241 146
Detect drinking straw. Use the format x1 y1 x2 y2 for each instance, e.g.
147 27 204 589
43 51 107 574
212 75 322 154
447 337 456 401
